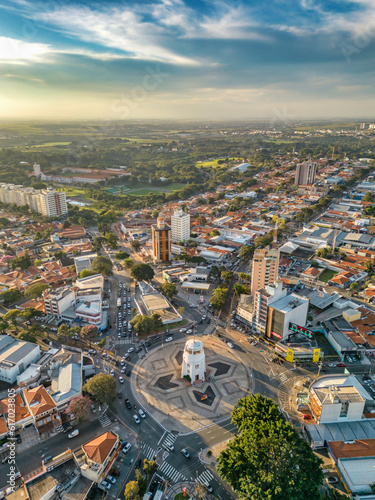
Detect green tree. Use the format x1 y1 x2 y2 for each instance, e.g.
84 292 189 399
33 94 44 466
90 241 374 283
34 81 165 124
196 215 207 225
131 263 155 282
11 252 32 270
124 481 140 500
79 269 96 279
17 329 36 343
104 232 119 249
123 258 134 269
221 270 234 284
160 281 177 300
210 229 220 237
363 191 375 202
64 395 92 422
211 265 220 276
350 282 358 290
91 256 113 277
151 210 160 218
3 309 20 326
135 469 147 497
33 259 42 266
24 283 49 299
238 272 250 282
115 251 129 260
57 323 69 341
233 284 250 296
151 313 163 329
210 288 227 311
131 315 155 334
365 260 373 274
178 306 185 315
0 317 9 333
143 459 158 480
0 288 22 305
239 246 254 261
131 239 141 252
83 373 116 404
217 395 323 500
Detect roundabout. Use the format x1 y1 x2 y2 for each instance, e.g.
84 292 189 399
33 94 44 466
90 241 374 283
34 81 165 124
132 335 252 433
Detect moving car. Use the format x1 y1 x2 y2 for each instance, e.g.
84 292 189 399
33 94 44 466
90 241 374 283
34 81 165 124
110 370 115 376
186 329 193 334
125 398 132 409
128 347 134 354
163 442 174 452
181 448 190 459
303 415 312 420
133 414 141 424
337 363 346 367
119 377 124 383
68 429 79 438
180 328 187 333
165 336 173 343
139 409 146 418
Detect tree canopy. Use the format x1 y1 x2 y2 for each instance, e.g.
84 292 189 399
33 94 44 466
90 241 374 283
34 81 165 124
24 282 49 299
217 395 323 500
115 250 129 260
130 263 155 282
83 373 116 404
131 314 155 334
160 281 177 300
210 287 228 311
91 255 113 276
0 289 22 304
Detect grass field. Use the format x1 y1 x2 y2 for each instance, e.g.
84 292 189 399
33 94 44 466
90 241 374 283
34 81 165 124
319 269 337 282
31 141 72 147
174 493 190 500
196 157 241 168
62 187 87 197
106 183 186 196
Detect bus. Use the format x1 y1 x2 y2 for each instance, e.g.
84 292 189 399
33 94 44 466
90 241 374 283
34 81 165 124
117 298 121 308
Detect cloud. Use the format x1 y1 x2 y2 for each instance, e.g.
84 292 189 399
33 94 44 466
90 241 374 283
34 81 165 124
0 37 52 64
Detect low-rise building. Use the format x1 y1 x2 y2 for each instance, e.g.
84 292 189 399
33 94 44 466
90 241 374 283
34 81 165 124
0 335 41 384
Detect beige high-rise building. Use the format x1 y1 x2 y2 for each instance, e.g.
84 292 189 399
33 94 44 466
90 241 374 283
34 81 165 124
251 248 280 295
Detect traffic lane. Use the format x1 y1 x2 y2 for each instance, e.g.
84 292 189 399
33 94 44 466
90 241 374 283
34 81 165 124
182 420 237 451
2 419 103 478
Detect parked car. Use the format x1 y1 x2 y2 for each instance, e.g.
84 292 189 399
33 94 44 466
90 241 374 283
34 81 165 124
303 415 312 420
337 363 346 367
106 475 117 484
99 481 111 491
122 442 132 454
91 404 97 413
119 377 124 383
16 435 22 444
109 468 120 477
128 347 134 354
110 370 115 376
326 476 339 484
125 398 132 409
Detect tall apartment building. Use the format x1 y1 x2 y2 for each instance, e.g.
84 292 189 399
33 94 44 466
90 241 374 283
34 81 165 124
295 161 317 186
152 217 172 263
251 248 280 295
0 184 68 217
170 209 190 242
252 281 286 335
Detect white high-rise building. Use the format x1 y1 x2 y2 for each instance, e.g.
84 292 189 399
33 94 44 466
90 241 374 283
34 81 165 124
170 209 190 242
0 183 68 217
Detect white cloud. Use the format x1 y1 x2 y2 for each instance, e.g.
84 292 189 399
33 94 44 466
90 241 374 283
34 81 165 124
0 37 52 64
32 4 200 66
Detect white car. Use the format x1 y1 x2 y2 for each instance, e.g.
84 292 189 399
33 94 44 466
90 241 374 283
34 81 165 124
106 476 117 484
68 429 79 438
128 347 134 354
123 353 129 359
110 370 115 376
121 366 126 373
133 414 140 424
138 409 146 418
165 336 173 343
186 329 193 334
122 442 132 454
163 442 174 452
328 363 336 367
180 328 187 333
202 315 207 320
227 342 234 348
119 377 124 383
100 481 111 490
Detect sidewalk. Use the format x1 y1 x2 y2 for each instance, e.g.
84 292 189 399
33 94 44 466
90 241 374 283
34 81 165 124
166 481 196 500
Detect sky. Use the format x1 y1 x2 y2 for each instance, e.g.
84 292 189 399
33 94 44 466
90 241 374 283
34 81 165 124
0 0 375 121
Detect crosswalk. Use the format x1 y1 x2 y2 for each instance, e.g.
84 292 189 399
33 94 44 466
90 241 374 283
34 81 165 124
141 442 156 460
161 432 178 450
158 461 188 484
279 372 288 383
99 413 111 427
196 469 214 486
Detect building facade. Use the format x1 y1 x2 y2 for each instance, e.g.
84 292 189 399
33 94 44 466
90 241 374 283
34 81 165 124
0 183 68 217
295 161 317 186
170 209 190 242
152 217 172 263
251 248 280 295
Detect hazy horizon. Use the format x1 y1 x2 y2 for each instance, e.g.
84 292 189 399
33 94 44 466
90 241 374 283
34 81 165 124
1 0 375 121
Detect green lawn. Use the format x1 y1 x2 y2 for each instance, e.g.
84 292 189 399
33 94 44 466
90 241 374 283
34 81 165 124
174 494 190 500
319 269 338 282
107 183 186 197
196 157 241 169
31 142 72 147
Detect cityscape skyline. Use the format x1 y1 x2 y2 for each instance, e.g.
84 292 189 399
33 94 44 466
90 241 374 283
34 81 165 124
0 0 374 120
